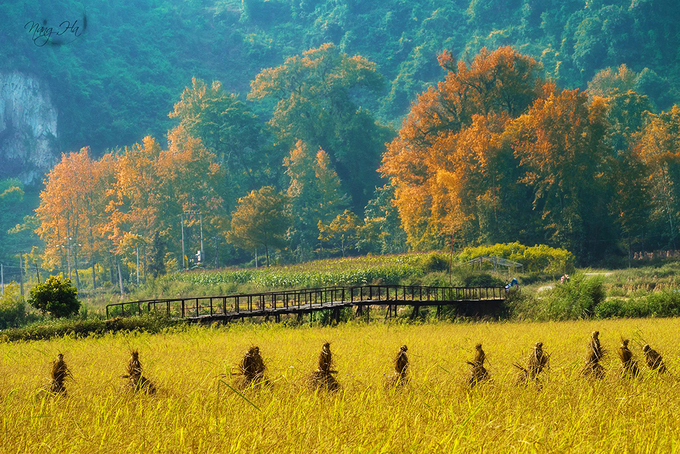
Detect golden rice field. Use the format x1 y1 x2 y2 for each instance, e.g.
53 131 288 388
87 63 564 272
2 318 680 453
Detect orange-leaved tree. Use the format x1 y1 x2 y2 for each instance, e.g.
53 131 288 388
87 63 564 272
380 47 547 249
509 90 613 259
36 147 114 286
226 186 289 267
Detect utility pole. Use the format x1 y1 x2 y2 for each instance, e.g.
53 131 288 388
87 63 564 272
136 244 140 285
1 264 4 296
19 255 24 297
199 213 204 266
66 237 72 280
181 214 186 270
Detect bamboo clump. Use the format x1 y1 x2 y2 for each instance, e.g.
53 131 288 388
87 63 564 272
236 346 268 389
310 342 339 391
387 345 409 387
642 344 667 373
49 353 71 396
582 331 606 379
618 339 640 378
467 344 490 388
123 350 156 394
515 342 549 387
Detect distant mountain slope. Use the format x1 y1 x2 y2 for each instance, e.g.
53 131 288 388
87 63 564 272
2 0 678 174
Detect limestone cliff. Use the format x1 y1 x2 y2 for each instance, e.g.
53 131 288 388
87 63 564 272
0 72 58 185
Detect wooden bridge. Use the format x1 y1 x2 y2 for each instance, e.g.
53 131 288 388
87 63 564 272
105 285 507 323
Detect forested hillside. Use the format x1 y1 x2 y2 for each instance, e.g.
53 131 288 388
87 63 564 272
2 0 680 280
4 0 679 154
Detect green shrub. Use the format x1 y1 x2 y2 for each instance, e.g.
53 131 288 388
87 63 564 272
457 242 575 274
419 252 450 273
541 274 605 320
0 314 178 342
461 272 505 288
0 285 27 329
27 276 81 318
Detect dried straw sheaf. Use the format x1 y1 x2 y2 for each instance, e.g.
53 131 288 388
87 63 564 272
235 346 268 389
309 342 339 391
49 353 72 395
617 339 640 378
387 345 410 387
467 344 490 388
122 350 156 394
642 344 667 373
582 331 606 379
515 342 550 387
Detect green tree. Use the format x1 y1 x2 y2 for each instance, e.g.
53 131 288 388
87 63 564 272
249 43 392 212
511 91 614 260
226 186 290 267
318 210 361 257
359 185 408 254
27 275 81 318
284 140 350 259
169 78 276 211
147 231 166 278
0 179 26 264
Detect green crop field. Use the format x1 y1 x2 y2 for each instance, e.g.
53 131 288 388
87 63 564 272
2 317 679 452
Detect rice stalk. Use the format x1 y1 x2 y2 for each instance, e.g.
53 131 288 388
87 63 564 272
235 346 268 389
49 353 71 396
617 339 640 379
515 342 549 387
386 345 409 387
467 344 490 388
309 342 339 391
642 344 667 373
122 350 156 394
581 331 606 379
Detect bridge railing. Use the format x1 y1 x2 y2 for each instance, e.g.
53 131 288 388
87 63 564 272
105 285 505 319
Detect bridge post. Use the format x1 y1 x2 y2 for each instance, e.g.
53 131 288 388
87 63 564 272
410 304 420 320
437 305 442 319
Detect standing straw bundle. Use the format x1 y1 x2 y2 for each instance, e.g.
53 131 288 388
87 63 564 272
236 346 268 389
515 342 550 387
310 342 339 391
618 339 640 378
582 331 606 379
387 345 409 387
467 344 490 388
122 350 156 394
49 353 72 396
642 344 667 373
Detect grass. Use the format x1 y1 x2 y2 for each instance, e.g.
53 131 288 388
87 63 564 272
2 318 680 452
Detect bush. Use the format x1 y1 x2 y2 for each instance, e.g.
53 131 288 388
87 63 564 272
27 276 81 318
457 242 575 274
542 274 605 320
0 284 27 329
419 252 450 273
461 272 505 288
0 314 178 342
594 292 680 319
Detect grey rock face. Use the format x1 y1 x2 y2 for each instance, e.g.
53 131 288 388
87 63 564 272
0 72 58 185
